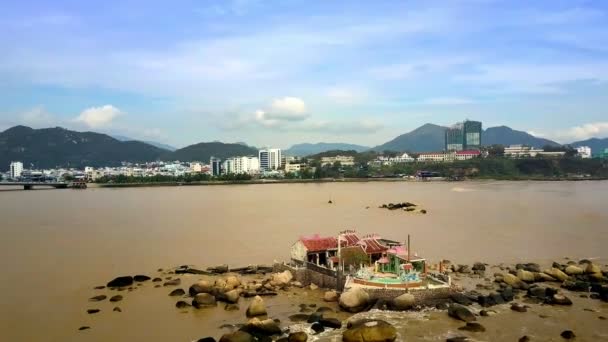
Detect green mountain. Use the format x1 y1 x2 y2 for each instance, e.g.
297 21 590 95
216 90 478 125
112 135 177 151
569 138 608 154
372 123 447 152
373 124 562 152
0 126 168 169
285 142 370 156
483 126 559 148
164 142 258 162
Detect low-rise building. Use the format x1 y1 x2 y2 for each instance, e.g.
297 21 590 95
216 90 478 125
504 145 544 158
417 152 447 162
285 163 302 173
455 150 481 161
9 161 23 179
321 155 355 166
576 146 592 159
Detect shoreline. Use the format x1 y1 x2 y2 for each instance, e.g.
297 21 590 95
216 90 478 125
93 176 608 188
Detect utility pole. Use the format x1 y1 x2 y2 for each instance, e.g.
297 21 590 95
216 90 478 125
337 231 342 292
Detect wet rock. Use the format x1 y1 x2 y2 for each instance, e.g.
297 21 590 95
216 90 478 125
94 286 105 290
89 295 107 302
78 326 90 331
288 314 310 322
544 268 569 282
107 276 133 288
503 273 525 289
152 277 162 282
220 289 241 304
550 294 573 305
458 322 486 333
448 292 473 305
319 317 342 329
562 280 590 292
339 288 370 313
517 269 535 283
564 265 584 276
585 263 601 274
457 265 471 274
288 332 307 342
309 283 319 291
324 290 338 302
134 275 151 282
154 284 161 288
448 304 476 322
311 323 324 334
197 338 216 342
599 316 606 320
501 287 514 302
446 337 470 342
560 330 575 339
169 288 185 297
535 272 556 282
87 309 100 314
511 303 527 312
219 331 255 342
176 300 191 309
527 286 547 299
109 295 123 302
208 264 229 274
480 309 496 317
436 302 449 310
246 295 267 317
193 293 217 308
519 336 530 342
307 312 322 323
163 278 181 286
113 307 122 312
189 280 213 296
241 317 281 336
342 320 397 342
392 293 416 310
472 262 486 271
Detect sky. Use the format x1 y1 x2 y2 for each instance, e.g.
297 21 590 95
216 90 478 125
1 0 607 148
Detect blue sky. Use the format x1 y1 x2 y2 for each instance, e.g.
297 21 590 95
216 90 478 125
1 0 607 148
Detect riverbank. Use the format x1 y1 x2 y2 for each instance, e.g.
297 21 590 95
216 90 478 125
92 176 608 188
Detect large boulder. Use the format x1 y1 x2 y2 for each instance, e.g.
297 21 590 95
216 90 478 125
534 272 556 282
502 273 525 289
219 331 255 342
550 294 573 305
516 269 535 283
225 275 241 290
222 289 241 304
270 271 293 286
565 265 584 276
448 304 476 322
339 288 370 313
246 296 267 317
240 317 282 336
392 293 416 310
544 268 569 282
586 263 601 274
107 276 134 288
450 292 473 306
288 332 307 342
342 320 397 342
190 280 214 296
193 293 217 308
324 291 339 302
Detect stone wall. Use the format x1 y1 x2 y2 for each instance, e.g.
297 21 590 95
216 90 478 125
363 286 453 306
273 262 344 290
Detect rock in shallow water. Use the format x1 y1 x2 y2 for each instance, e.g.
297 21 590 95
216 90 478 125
219 331 255 342
288 331 307 342
78 326 90 331
107 276 133 288
339 288 370 313
246 295 267 317
511 303 527 312
109 295 123 302
87 309 100 314
134 275 151 282
176 300 191 309
458 322 486 333
448 304 476 322
163 278 181 286
193 293 217 308
560 330 576 339
342 320 397 342
169 288 185 297
89 295 107 302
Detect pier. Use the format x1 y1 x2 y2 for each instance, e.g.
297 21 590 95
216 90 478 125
0 181 85 190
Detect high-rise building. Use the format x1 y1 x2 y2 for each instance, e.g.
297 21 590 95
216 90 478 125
210 157 222 176
576 146 591 159
9 161 23 179
223 156 260 174
259 148 282 171
445 120 482 151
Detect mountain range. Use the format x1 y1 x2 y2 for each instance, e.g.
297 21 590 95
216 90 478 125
112 135 177 151
1 124 606 168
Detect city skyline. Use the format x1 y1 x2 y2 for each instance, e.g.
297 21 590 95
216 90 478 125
1 1 608 147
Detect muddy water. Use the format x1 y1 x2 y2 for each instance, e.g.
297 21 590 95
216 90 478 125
0 181 607 341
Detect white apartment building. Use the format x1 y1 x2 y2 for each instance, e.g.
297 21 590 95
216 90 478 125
576 146 592 159
320 155 355 166
504 145 544 158
417 152 447 162
9 161 23 179
259 148 282 170
223 156 260 174
285 163 302 173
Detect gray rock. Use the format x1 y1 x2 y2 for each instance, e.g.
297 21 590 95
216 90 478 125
107 276 133 288
109 295 123 302
342 320 397 342
448 304 476 322
193 293 217 308
458 322 485 332
169 288 185 296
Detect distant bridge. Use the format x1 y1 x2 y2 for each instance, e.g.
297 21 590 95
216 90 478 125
0 181 80 190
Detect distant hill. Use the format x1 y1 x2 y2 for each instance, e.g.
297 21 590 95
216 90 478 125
0 126 168 168
373 123 562 152
285 142 370 156
483 126 560 148
570 137 608 154
164 142 258 162
372 123 447 152
112 135 177 151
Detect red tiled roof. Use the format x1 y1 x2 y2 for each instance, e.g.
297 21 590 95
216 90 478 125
456 150 481 155
359 238 388 254
340 233 360 247
300 236 338 252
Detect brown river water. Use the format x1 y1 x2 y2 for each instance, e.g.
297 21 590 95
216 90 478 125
0 181 607 341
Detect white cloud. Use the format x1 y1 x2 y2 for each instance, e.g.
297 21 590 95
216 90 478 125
422 97 474 105
563 122 608 141
75 105 121 128
21 106 55 127
253 97 309 126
